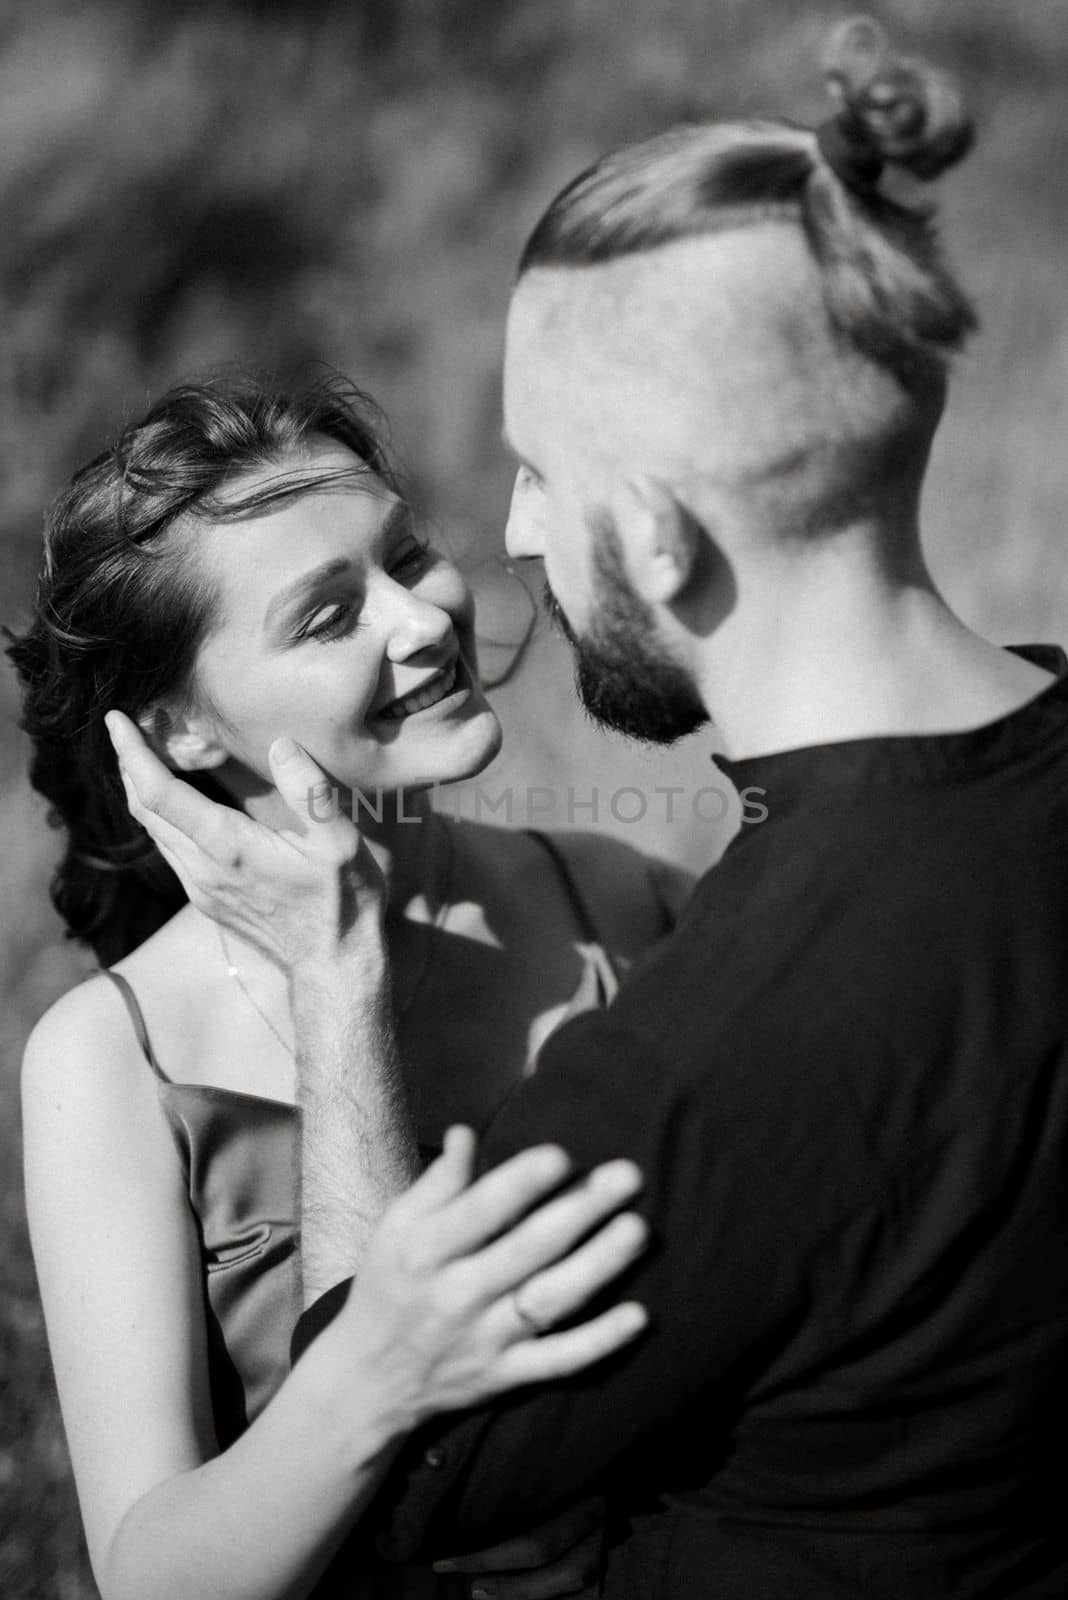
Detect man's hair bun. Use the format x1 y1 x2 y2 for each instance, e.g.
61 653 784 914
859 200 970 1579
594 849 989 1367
821 16 974 184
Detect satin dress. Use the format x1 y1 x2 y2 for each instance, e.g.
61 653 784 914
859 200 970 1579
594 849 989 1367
105 831 623 1597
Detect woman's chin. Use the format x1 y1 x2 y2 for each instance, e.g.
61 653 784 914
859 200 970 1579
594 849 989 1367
448 706 504 781
425 703 503 786
337 704 503 797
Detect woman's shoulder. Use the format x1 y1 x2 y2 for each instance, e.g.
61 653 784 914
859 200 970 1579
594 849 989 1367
22 908 204 1096
20 969 166 1155
24 969 139 1065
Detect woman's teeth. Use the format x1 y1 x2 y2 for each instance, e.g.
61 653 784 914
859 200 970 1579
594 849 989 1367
378 660 458 720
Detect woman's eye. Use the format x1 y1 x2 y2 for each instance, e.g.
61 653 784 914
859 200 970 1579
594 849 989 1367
300 602 354 642
391 541 432 578
518 464 544 492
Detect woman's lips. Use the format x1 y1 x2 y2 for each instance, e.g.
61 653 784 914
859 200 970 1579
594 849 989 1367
375 658 461 721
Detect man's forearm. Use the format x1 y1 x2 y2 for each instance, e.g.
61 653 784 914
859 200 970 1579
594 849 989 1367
291 948 420 1308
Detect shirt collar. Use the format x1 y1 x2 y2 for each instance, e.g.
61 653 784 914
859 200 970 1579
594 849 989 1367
714 644 1068 811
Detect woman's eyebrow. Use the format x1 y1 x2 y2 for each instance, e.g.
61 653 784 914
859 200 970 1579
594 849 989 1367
261 503 414 631
263 558 353 631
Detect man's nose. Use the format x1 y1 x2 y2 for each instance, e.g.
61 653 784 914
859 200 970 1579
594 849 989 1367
504 477 545 560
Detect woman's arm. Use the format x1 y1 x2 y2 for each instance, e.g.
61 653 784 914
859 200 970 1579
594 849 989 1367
23 979 400 1600
24 981 648 1600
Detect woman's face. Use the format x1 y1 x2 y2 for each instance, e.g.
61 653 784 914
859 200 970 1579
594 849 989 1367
189 440 502 797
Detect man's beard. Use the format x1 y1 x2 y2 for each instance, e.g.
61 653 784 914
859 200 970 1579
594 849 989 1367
543 515 709 745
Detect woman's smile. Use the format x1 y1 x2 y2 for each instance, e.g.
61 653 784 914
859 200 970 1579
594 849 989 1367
374 655 467 722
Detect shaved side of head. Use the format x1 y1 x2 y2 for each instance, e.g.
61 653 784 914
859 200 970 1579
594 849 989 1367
511 97 977 554
503 57 986 749
509 224 942 547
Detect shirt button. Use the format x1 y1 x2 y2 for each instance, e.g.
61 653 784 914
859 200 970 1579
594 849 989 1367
424 1447 447 1470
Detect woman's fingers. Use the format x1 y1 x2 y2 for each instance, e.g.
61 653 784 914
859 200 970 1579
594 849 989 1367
505 1207 649 1331
400 1126 479 1213
349 1142 648 1420
418 1144 576 1261
497 1299 649 1388
463 1160 644 1297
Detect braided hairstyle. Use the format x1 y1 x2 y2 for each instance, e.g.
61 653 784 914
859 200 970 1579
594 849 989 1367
518 17 976 393
7 371 398 967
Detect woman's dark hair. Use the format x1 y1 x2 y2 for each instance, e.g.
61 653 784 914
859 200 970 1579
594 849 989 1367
518 18 977 392
7 370 399 967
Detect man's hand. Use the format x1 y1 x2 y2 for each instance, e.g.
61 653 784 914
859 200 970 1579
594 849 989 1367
104 711 381 972
433 1497 608 1598
105 713 417 1289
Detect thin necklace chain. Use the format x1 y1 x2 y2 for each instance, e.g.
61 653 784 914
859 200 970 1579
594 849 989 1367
218 924 296 1059
217 817 456 1052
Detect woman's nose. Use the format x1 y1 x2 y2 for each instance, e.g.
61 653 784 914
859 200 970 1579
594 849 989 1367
379 581 453 661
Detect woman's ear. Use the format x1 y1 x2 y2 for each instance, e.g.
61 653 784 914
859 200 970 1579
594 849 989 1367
611 475 703 605
136 705 229 773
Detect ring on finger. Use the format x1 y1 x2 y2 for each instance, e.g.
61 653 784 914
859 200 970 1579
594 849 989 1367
511 1287 552 1337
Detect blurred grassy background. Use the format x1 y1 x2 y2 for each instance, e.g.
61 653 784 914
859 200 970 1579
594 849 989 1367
1 1 1065 1592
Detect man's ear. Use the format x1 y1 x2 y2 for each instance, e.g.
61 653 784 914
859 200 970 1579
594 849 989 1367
136 705 229 774
611 475 703 605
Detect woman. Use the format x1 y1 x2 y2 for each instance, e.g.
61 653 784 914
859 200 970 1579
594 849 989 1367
11 372 690 1600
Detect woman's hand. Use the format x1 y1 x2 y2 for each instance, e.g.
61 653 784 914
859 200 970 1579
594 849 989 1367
435 1497 607 1599
330 1126 649 1431
104 711 379 972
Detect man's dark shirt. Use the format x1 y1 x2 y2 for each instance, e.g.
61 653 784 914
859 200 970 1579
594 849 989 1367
296 646 1068 1599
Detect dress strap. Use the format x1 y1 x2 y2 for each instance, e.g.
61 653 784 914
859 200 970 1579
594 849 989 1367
102 970 171 1083
524 829 622 984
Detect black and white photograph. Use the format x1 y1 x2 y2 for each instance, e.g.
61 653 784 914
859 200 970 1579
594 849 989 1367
2 3 1067 1597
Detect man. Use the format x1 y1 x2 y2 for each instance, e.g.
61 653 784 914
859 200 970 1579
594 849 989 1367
110 33 1068 1599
